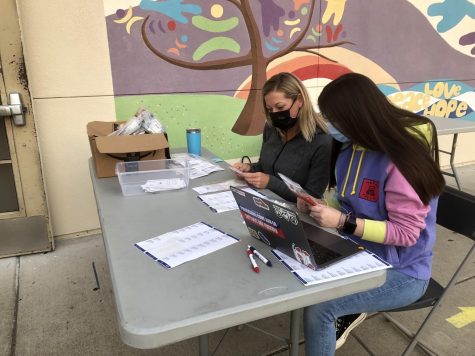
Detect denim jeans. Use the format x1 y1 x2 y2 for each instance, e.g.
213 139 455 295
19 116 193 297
303 270 429 355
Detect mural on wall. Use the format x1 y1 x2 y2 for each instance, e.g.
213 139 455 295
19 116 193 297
103 0 475 159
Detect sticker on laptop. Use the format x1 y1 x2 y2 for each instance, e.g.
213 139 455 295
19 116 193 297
240 207 285 239
274 205 299 225
257 231 271 245
246 226 259 239
292 243 316 270
252 197 270 211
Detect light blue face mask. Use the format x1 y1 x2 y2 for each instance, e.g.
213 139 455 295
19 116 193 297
326 122 351 143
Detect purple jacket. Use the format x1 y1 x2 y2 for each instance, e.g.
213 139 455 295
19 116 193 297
335 144 438 280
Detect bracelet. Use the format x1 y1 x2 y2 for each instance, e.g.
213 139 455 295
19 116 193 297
336 212 346 231
338 213 357 235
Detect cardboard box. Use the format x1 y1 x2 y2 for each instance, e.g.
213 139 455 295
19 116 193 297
87 121 170 178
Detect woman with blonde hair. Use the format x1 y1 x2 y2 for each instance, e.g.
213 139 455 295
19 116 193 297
233 72 331 201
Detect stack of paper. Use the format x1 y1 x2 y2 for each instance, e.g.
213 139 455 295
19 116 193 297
173 154 224 179
198 191 240 213
141 178 187 192
135 222 239 269
198 188 267 213
192 179 246 194
272 249 391 286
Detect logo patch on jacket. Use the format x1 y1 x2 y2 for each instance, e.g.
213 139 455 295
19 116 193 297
359 179 379 202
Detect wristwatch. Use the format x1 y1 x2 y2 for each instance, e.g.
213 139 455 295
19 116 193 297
338 214 357 235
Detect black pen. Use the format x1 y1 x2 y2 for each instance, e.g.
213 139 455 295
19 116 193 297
248 245 272 267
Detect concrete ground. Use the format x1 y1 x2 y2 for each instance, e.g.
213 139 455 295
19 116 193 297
1 165 474 356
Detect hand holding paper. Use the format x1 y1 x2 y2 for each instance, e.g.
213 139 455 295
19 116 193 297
278 173 319 206
308 203 341 229
240 171 270 189
229 165 246 177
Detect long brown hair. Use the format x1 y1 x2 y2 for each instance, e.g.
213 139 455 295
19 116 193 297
318 73 444 205
262 72 326 141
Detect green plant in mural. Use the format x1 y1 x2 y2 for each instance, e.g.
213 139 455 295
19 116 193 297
113 0 351 135
115 94 262 159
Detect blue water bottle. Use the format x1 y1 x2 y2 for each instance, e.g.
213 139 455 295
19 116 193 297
186 128 201 156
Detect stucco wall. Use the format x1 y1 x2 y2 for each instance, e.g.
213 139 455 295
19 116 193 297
16 0 475 237
17 0 115 237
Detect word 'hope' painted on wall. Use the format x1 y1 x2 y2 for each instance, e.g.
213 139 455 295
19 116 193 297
388 81 470 118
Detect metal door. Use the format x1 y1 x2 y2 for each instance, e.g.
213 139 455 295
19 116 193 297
0 0 52 257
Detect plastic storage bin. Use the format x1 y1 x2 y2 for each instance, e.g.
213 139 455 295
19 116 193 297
115 158 189 196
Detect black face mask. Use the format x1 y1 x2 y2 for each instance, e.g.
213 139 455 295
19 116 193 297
269 98 299 131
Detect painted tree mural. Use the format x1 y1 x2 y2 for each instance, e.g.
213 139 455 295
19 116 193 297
113 0 351 135
107 0 475 157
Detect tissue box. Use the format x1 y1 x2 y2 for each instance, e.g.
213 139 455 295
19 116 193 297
115 158 189 196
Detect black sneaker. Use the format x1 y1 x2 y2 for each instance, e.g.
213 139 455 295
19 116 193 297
335 313 367 349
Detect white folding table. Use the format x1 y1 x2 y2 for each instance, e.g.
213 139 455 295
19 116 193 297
89 150 387 355
428 116 475 190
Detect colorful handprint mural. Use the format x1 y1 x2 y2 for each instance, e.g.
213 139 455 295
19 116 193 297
103 0 475 159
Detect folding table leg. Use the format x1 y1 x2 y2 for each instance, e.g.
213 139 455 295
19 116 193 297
440 134 462 190
199 334 209 356
289 309 301 356
449 134 462 190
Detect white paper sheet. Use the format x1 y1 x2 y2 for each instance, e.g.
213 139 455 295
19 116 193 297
228 165 246 177
135 222 239 269
172 153 224 179
193 179 247 194
198 188 267 213
141 178 187 192
272 249 391 286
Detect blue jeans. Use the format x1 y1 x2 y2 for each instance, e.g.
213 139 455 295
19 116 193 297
303 270 429 356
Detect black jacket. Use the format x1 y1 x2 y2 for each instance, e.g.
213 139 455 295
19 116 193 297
251 124 332 202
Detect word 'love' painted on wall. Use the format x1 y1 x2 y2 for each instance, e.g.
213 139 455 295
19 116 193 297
388 81 474 119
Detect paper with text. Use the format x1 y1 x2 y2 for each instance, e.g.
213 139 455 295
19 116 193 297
228 165 246 177
278 173 317 206
135 222 239 269
173 153 224 179
193 179 247 194
198 188 266 213
142 178 187 192
272 249 391 286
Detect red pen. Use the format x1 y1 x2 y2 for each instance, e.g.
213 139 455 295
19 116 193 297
248 245 272 267
247 249 260 273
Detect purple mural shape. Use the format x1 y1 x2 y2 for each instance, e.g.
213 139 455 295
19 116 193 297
459 32 475 55
106 0 475 136
340 0 475 86
107 0 351 135
259 0 286 37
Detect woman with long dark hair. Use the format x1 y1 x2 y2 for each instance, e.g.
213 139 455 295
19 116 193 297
299 73 445 355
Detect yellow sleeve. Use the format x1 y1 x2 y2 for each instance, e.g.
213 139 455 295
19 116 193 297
412 123 432 148
362 220 387 243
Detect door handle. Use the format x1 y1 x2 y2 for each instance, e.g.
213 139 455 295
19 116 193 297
0 92 26 126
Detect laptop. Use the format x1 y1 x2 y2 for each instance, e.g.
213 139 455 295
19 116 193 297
230 186 364 270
